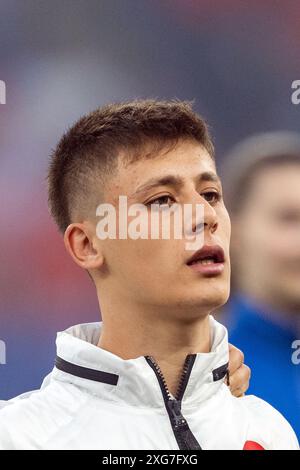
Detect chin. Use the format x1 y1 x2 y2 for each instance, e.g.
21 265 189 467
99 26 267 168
171 286 230 314
194 283 230 310
198 294 229 311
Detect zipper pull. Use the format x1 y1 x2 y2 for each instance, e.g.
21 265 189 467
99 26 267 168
166 399 187 429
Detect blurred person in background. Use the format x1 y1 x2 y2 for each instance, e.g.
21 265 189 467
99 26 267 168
220 131 300 439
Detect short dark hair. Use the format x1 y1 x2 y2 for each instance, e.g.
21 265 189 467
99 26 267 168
47 98 214 234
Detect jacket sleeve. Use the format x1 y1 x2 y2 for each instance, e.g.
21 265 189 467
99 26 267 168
242 395 299 450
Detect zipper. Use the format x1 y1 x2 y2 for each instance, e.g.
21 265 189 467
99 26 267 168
145 354 202 450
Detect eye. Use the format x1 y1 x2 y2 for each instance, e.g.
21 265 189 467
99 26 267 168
145 195 175 207
202 191 222 204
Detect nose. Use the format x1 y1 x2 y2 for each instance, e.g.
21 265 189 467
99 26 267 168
191 196 218 235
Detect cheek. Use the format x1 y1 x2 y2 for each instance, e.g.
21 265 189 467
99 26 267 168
225 213 231 239
238 223 285 270
237 211 268 253
218 209 231 247
267 230 299 262
115 238 179 274
241 230 268 261
253 217 300 262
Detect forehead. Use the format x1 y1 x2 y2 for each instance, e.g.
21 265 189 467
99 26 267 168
253 163 300 193
106 140 216 198
245 163 300 209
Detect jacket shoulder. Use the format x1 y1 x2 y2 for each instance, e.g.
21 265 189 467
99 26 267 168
0 381 88 449
240 395 299 450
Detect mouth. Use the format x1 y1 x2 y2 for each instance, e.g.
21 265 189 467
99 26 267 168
186 244 225 276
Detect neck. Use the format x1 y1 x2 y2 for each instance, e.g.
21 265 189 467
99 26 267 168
96 291 211 397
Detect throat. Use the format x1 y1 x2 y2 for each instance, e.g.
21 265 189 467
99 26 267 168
145 354 196 400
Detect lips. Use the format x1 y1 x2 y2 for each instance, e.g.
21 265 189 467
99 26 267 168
186 244 225 276
186 244 225 266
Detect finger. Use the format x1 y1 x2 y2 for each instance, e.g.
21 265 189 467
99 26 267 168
230 387 245 398
228 343 244 375
229 364 251 396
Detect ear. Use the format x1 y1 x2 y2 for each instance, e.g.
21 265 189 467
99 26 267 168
64 222 104 271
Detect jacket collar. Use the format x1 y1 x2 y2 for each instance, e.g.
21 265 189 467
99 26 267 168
50 315 229 409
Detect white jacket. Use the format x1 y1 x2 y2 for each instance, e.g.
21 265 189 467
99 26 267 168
0 316 298 450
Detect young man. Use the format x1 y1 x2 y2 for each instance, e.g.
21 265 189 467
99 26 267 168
0 100 298 450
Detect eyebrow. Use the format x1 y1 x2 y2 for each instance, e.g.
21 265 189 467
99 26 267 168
131 171 221 198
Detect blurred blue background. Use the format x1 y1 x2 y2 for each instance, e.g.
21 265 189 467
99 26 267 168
0 0 299 435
